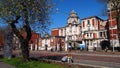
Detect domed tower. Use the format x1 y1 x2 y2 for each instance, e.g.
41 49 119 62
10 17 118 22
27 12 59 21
66 10 80 35
65 10 81 51
67 10 80 25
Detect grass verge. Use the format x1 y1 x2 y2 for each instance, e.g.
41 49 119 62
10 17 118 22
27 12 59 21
2 57 65 68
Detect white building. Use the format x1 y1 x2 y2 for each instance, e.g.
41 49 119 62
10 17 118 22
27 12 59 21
81 16 108 51
64 10 82 51
41 33 51 50
12 34 21 49
51 10 82 51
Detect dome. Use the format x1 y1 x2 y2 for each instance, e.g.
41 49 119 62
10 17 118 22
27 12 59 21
69 10 78 18
67 10 80 24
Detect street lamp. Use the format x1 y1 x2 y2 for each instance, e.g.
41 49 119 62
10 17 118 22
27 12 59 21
108 3 114 52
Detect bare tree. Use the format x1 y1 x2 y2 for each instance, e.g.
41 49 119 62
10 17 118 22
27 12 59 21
0 0 53 61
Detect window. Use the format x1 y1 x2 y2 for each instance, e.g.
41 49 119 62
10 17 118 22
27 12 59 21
87 33 89 37
82 21 85 27
103 31 106 38
93 33 96 38
87 20 90 30
92 19 94 26
87 20 90 26
90 33 92 37
100 32 102 37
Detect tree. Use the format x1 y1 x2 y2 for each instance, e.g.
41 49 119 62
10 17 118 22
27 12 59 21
0 27 4 50
0 0 53 61
97 0 108 16
98 0 120 49
4 26 13 59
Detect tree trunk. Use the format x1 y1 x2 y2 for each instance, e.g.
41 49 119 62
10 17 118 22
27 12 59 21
20 40 29 61
4 27 13 59
20 2 32 61
8 2 32 61
10 23 31 61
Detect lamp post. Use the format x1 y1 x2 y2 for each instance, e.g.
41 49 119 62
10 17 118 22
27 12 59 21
109 3 114 52
87 23 91 51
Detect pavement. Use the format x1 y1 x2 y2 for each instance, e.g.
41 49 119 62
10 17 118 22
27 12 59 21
74 59 120 68
0 60 15 68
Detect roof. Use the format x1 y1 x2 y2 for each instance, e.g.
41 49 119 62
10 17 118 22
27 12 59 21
52 27 65 30
68 10 79 18
51 36 65 38
41 33 51 39
69 10 77 15
82 16 104 21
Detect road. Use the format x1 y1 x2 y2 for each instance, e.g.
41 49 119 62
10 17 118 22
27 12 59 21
3 50 120 68
29 51 120 68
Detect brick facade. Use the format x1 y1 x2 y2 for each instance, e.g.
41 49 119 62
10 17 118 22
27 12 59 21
108 1 120 47
52 29 59 36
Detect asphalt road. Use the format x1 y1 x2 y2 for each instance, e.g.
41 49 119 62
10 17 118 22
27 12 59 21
28 51 120 68
2 50 120 68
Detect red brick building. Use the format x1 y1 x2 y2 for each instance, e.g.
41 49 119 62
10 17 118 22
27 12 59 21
52 28 59 36
51 28 65 51
13 31 41 50
29 32 41 50
108 1 120 48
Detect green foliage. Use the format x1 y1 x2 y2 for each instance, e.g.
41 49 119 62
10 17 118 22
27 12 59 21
2 58 65 68
0 0 53 33
0 0 54 61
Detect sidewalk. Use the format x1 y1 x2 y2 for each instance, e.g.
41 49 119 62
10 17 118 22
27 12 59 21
74 59 120 68
0 61 15 68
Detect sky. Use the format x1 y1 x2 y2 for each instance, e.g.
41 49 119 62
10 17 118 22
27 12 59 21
49 0 107 31
0 0 107 34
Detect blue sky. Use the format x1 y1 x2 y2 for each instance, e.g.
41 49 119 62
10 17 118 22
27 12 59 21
50 0 107 30
0 0 107 34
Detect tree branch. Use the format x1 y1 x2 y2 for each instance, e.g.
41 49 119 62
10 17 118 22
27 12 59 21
9 15 21 24
9 15 24 42
22 2 32 42
10 23 24 42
